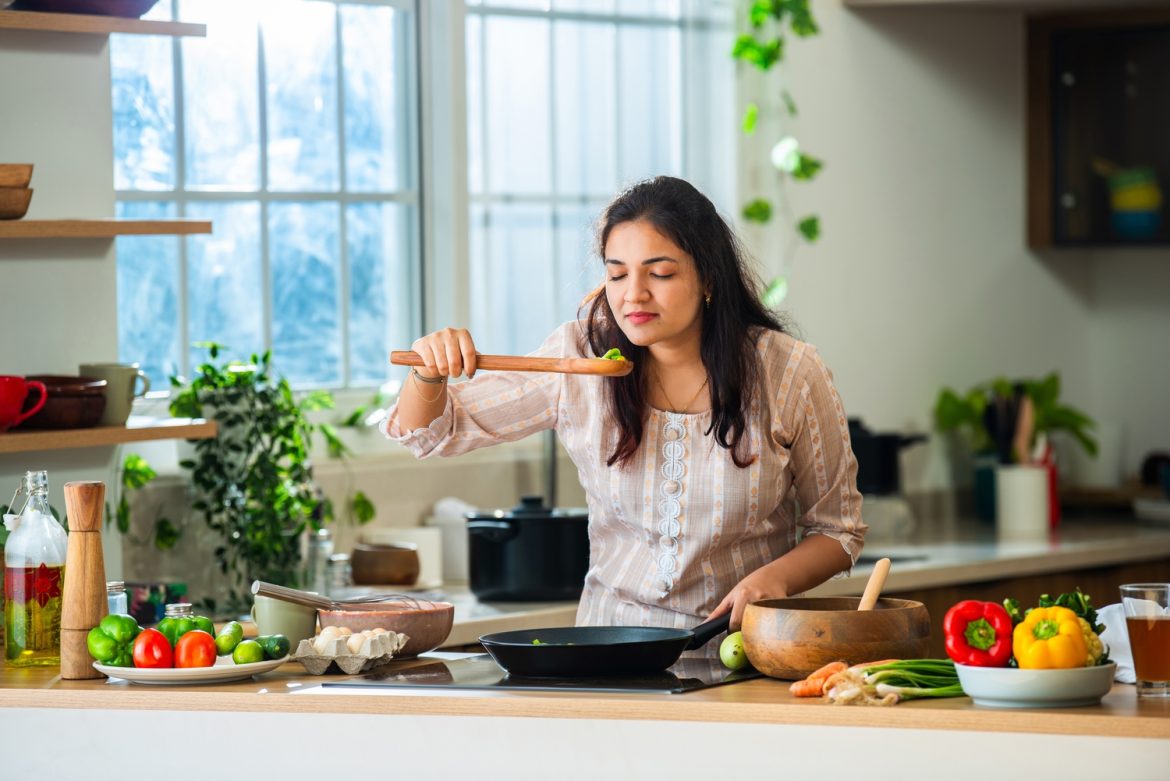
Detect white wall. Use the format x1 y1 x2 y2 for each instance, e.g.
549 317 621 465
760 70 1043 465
0 30 122 573
740 2 1168 491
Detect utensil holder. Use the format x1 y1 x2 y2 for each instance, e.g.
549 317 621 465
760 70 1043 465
995 465 1049 540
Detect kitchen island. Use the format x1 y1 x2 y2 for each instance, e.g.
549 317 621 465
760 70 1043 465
0 658 1167 779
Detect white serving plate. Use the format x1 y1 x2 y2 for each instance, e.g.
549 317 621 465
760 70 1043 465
955 662 1116 708
94 655 289 685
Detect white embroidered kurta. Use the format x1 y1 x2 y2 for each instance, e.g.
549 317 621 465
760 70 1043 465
384 322 866 643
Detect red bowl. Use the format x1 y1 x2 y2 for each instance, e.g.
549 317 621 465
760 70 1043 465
19 375 107 430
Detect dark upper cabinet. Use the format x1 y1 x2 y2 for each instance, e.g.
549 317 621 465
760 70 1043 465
1028 10 1170 248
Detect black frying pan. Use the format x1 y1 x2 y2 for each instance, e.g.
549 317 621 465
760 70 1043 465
478 614 730 677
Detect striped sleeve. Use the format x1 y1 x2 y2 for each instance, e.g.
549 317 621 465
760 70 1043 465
779 346 867 566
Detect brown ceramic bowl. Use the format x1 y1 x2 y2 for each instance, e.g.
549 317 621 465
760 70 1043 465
19 375 107 430
0 188 32 220
742 596 931 680
318 601 454 658
0 164 33 189
350 543 421 586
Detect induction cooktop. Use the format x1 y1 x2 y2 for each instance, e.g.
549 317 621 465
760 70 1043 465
321 653 761 694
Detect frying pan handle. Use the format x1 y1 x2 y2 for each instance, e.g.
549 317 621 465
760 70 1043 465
685 613 731 651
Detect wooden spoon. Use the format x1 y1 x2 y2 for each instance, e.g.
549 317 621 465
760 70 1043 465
857 557 891 611
391 351 633 377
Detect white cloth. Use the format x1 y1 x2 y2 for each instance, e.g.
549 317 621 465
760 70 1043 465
1098 603 1135 683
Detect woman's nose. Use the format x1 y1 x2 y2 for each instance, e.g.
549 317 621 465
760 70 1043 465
624 275 650 302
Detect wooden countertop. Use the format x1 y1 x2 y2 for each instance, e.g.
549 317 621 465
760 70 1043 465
2 659 1168 739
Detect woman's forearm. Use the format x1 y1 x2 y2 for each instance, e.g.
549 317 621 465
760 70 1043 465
768 533 855 596
396 368 449 431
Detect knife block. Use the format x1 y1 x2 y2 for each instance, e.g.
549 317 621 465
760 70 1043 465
61 481 108 680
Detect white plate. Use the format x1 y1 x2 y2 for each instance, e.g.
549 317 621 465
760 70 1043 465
94 655 289 685
955 662 1116 708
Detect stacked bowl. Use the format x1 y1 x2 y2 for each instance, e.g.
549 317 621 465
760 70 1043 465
0 164 33 220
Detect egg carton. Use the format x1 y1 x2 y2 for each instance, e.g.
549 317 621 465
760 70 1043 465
292 628 409 675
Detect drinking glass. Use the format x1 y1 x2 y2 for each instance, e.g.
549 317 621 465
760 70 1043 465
1120 583 1170 698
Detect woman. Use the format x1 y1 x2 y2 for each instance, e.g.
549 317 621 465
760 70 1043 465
386 176 865 642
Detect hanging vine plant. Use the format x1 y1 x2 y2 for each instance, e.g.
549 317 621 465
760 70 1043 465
733 0 822 307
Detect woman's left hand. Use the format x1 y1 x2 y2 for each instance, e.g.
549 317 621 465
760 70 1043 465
707 567 789 631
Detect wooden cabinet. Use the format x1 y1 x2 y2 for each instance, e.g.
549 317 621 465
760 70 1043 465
1027 9 1170 247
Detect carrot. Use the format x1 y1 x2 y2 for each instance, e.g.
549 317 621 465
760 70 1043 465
788 660 848 697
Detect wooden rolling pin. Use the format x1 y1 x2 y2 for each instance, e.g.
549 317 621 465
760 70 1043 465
61 481 108 680
391 351 633 377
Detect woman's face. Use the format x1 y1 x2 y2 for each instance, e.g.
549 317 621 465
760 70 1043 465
604 220 705 350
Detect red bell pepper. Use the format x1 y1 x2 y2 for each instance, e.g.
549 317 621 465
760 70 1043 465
943 600 1013 667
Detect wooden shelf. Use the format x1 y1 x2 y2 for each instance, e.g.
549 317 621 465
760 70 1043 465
0 219 212 239
0 10 205 37
0 417 217 454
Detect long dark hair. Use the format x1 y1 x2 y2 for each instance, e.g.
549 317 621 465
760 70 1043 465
580 176 786 468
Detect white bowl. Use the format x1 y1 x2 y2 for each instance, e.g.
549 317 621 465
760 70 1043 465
955 662 1117 708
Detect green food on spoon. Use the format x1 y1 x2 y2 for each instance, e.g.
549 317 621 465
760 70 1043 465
601 348 626 361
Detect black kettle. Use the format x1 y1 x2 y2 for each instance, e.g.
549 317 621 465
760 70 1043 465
848 418 927 496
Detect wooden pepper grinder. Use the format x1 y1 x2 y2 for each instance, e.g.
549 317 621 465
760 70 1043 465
61 481 108 679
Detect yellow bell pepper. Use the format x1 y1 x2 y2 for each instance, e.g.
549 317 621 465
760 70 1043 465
1013 606 1088 669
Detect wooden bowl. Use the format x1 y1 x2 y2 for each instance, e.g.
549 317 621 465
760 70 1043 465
350 543 421 586
0 188 32 220
318 601 454 658
0 164 33 189
18 375 107 430
742 596 931 680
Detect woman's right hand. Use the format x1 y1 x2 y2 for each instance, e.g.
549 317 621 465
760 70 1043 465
411 327 479 379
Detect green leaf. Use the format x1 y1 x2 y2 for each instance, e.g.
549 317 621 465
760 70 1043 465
742 102 759 134
731 34 783 70
797 215 820 241
154 518 181 551
116 495 130 535
762 276 789 308
781 89 798 117
791 152 823 181
121 453 157 490
341 405 367 427
748 0 772 27
783 0 819 36
300 389 335 412
742 198 773 223
351 491 376 524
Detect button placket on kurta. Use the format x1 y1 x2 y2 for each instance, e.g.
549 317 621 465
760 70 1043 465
655 412 688 598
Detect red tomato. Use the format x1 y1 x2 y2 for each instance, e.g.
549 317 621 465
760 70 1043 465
132 628 173 668
174 629 217 668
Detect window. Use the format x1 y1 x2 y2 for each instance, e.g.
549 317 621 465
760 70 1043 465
463 0 736 356
112 0 420 389
112 0 733 388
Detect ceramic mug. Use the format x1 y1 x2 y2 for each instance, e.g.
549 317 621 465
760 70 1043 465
78 363 150 426
0 375 47 432
251 595 318 649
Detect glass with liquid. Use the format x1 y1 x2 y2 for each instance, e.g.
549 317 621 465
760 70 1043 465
1121 583 1170 698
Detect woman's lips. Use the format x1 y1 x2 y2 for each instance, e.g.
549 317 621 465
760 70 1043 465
626 312 658 324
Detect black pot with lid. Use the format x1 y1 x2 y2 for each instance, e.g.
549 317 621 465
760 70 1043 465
466 495 589 602
848 418 927 496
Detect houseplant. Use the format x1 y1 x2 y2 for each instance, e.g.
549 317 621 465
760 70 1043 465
167 343 373 615
732 0 822 307
933 372 1097 521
